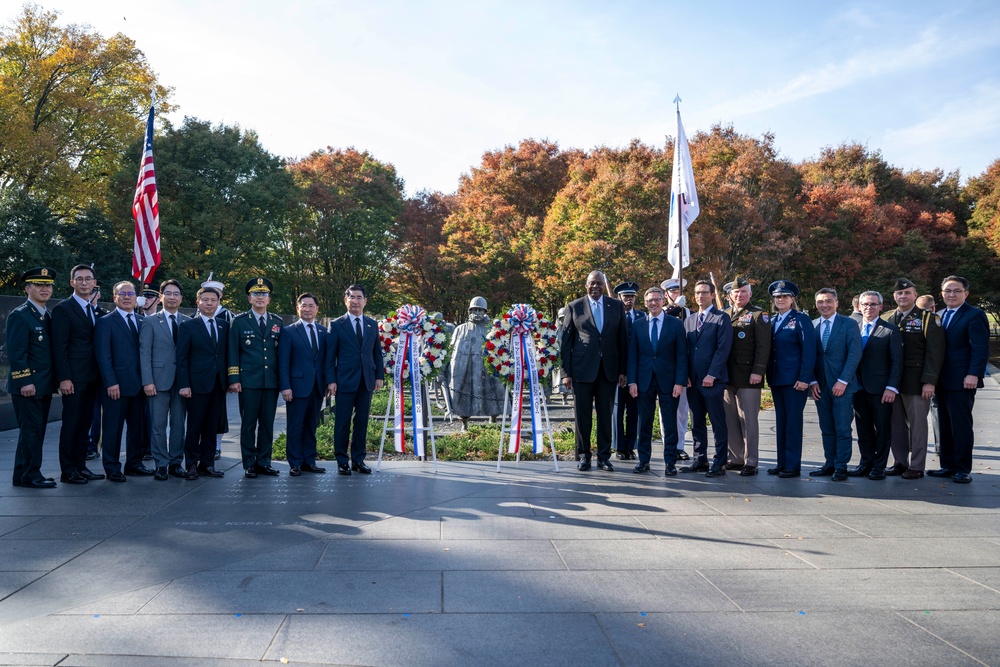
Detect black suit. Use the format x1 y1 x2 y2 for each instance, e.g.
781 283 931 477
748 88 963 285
176 315 229 469
326 313 384 467
280 320 328 468
853 318 903 471
937 303 990 476
51 296 104 475
560 295 628 462
94 310 145 475
614 309 644 456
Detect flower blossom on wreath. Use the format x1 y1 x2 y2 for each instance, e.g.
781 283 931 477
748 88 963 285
378 307 451 382
482 304 560 389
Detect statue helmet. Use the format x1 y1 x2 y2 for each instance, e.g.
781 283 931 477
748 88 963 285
469 296 487 311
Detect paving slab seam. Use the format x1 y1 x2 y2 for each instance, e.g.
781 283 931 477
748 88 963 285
818 514 875 537
260 613 291 663
763 540 821 569
694 570 746 612
944 568 1000 595
894 611 992 667
591 612 628 667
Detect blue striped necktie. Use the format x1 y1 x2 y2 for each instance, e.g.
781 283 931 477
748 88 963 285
821 319 831 351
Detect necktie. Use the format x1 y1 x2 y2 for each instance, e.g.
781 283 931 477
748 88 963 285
593 301 603 332
650 316 659 352
821 319 831 351
209 318 217 345
127 313 138 340
942 309 954 330
862 322 871 348
169 314 178 343
355 317 363 347
308 323 318 357
86 304 95 325
697 313 705 331
259 315 267 335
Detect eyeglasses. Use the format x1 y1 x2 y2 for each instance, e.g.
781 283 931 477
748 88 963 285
116 291 136 297
860 303 881 308
942 289 966 295
73 276 95 283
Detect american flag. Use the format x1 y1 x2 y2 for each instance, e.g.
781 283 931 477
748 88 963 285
132 100 161 285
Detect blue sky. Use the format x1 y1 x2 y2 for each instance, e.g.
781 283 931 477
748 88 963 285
9 0 1000 195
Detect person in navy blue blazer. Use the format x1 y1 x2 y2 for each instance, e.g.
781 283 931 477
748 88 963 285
680 279 733 477
810 287 863 481
176 287 229 480
279 292 330 476
326 284 384 476
627 286 687 475
765 281 816 477
94 281 153 481
929 275 990 484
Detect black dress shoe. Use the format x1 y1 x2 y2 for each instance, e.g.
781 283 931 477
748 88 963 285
885 463 907 476
725 462 744 471
577 458 592 471
680 460 709 473
597 460 614 472
351 462 372 474
107 472 127 483
255 465 280 476
142 453 154 461
154 467 168 481
337 464 351 476
831 468 848 482
616 452 626 460
953 472 972 484
901 469 924 479
809 466 835 477
168 464 186 478
633 463 650 473
125 465 155 476
61 471 88 484
706 466 726 477
200 466 224 478
185 466 199 480
676 451 690 461
766 466 783 475
664 464 677 476
868 468 886 480
85 451 100 460
23 478 57 488
778 469 800 478
927 468 955 478
740 466 758 476
301 463 326 473
244 468 258 479
78 467 105 480
214 449 221 460
847 465 871 477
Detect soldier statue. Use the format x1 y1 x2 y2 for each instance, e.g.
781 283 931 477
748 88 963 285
447 297 505 430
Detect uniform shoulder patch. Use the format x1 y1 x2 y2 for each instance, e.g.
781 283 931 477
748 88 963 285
761 313 770 323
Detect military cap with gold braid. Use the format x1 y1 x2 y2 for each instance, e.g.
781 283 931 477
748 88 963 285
20 267 56 284
245 277 273 294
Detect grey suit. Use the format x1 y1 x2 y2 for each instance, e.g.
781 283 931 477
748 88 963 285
139 311 190 469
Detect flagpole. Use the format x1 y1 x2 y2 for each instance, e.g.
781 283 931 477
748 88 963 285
674 95 684 289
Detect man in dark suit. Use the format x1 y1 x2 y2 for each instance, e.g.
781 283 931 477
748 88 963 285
722 277 771 476
95 281 153 482
887 278 945 479
280 293 330 476
7 267 58 488
680 279 733 477
326 285 384 476
851 291 903 480
51 264 106 484
929 275 990 484
139 279 190 480
176 287 229 480
613 281 644 460
627 286 687 475
228 277 283 478
560 270 629 471
810 287 863 482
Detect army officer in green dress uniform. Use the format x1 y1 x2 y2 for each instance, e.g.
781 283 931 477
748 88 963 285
7 267 58 488
227 278 283 478
722 277 772 476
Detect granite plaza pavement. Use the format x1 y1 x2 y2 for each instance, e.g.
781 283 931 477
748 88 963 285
1 378 999 667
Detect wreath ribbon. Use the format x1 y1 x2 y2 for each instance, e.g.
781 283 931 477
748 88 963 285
507 304 545 455
393 305 426 455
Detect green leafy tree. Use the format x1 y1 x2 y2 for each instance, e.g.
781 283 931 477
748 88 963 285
284 147 405 315
0 190 70 292
0 4 171 216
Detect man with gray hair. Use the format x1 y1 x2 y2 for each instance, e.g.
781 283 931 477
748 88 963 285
447 297 505 429
850 290 903 479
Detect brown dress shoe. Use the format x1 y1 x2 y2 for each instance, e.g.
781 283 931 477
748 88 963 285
901 469 924 479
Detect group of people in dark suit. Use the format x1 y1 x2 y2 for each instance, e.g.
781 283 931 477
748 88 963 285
7 265 384 487
560 270 989 485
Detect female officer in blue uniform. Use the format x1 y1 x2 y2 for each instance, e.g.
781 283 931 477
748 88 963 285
765 281 816 477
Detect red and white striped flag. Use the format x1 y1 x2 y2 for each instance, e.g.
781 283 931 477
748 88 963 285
132 100 160 285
